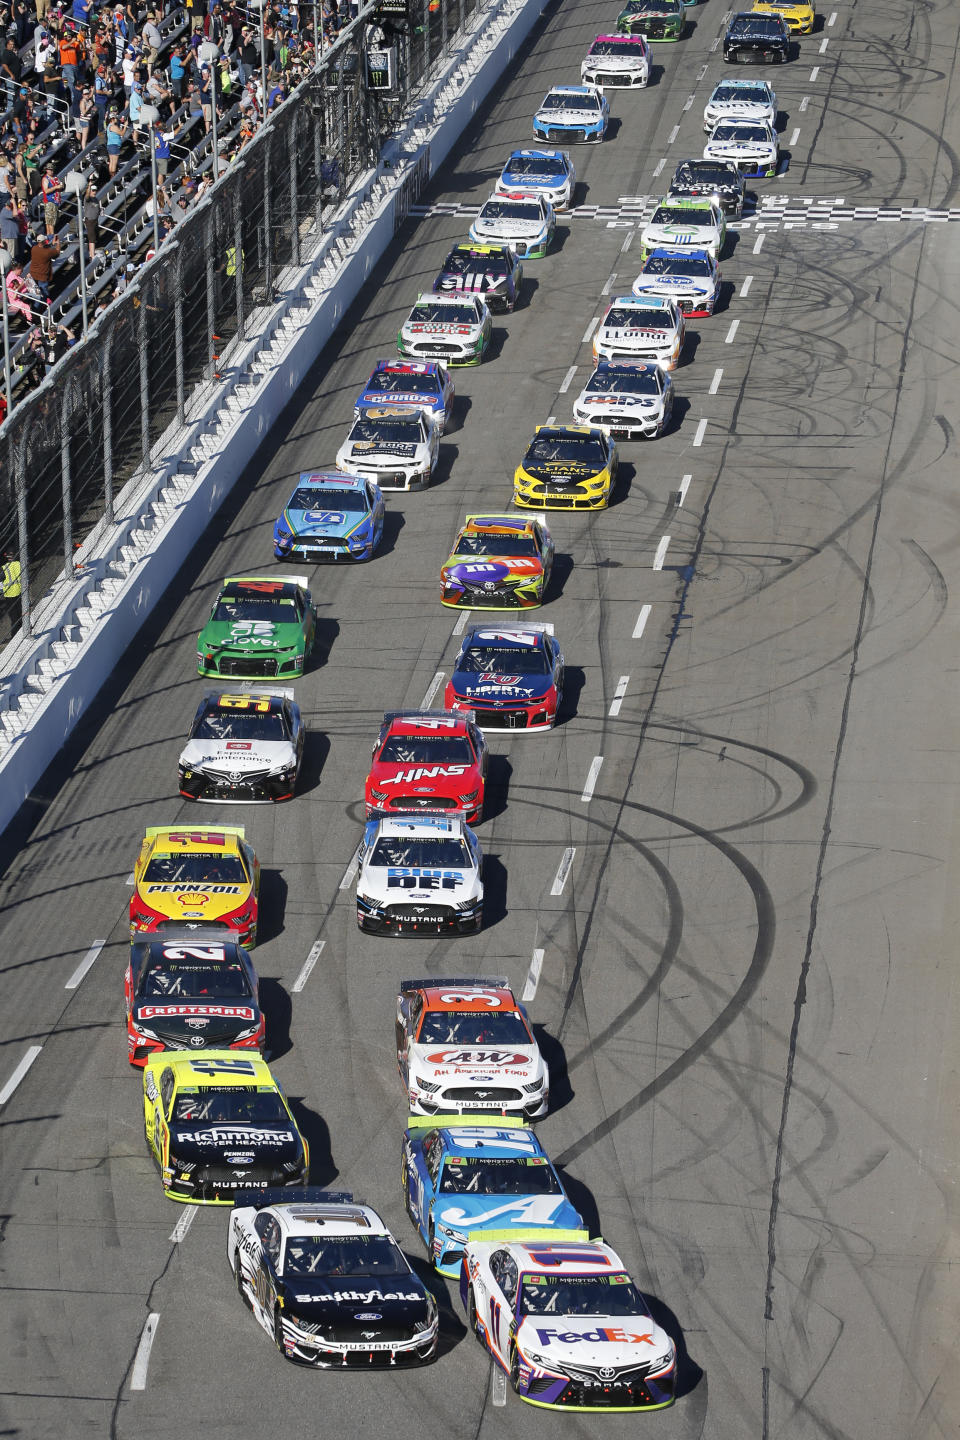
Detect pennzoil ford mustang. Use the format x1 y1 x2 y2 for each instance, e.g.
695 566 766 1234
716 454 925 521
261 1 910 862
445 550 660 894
581 33 650 88
365 710 487 824
445 623 564 733
460 1235 677 1410
572 361 674 440
433 243 523 314
469 193 556 259
616 0 683 40
532 85 609 144
273 471 385 562
441 514 554 610
496 149 575 211
129 826 261 948
354 360 455 433
143 1051 308 1203
632 247 721 317
178 688 304 803
398 292 492 367
335 408 440 491
704 120 779 177
197 575 316 680
228 1189 438 1367
514 425 617 511
356 813 484 936
401 1118 582 1276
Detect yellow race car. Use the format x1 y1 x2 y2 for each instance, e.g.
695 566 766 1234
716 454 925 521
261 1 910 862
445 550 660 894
513 424 618 511
143 1051 309 1204
751 0 814 33
129 826 261 949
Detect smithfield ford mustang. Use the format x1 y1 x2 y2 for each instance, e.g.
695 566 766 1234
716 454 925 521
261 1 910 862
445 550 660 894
356 813 484 936
469 193 555 259
354 359 455 433
433 243 523 314
616 0 684 40
401 1117 583 1276
178 688 304 803
396 976 550 1118
335 407 440 491
640 197 726 260
397 292 492 367
441 513 554 611
704 120 779 177
273 471 384 563
460 1234 677 1410
532 85 609 144
365 709 487 824
197 575 316 680
632 246 721 317
143 1051 308 1203
496 149 575 211
445 623 565 733
593 295 685 370
228 1189 439 1367
129 825 260 948
581 33 650 88
572 360 674 440
514 424 617 511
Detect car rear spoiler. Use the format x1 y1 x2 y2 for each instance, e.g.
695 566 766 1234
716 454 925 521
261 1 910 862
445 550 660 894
232 1187 355 1211
465 1227 591 1245
400 976 509 993
406 1114 526 1131
143 825 246 841
202 686 296 703
381 708 476 726
466 620 554 637
224 573 310 590
133 925 244 946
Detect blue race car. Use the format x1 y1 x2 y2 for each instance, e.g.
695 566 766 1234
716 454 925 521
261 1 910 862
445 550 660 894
495 148 576 212
532 85 609 144
444 622 565 733
273 470 385 562
353 359 455 435
401 1117 584 1276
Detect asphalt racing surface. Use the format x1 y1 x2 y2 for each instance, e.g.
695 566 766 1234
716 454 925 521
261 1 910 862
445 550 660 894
2 0 960 1435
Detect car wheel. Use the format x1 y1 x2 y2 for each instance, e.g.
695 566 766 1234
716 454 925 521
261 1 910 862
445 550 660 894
235 1251 247 1303
509 1344 523 1392
274 1306 288 1357
467 1285 481 1340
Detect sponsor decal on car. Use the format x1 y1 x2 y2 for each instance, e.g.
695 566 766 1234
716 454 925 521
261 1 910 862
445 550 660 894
425 1050 528 1065
177 1127 296 1144
139 1004 257 1019
533 1326 656 1345
380 766 470 784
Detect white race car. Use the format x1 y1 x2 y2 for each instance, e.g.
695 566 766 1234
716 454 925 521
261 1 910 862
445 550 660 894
356 813 484 935
228 1189 439 1368
460 1234 677 1410
335 407 440 491
703 77 776 132
639 198 726 261
572 360 673 440
532 83 610 143
495 149 576 211
593 295 685 370
581 32 650 88
632 246 721 317
396 975 549 1117
397 292 492 367
704 120 779 177
469 192 556 259
178 688 304 803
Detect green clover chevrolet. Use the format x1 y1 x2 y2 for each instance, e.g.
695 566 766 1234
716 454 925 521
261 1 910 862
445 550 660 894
617 0 684 40
197 574 317 680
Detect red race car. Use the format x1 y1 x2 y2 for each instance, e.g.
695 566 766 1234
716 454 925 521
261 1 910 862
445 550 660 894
365 710 488 825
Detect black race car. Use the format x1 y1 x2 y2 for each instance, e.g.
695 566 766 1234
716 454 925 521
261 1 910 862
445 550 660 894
432 243 523 313
723 12 790 63
178 688 305 803
669 159 746 216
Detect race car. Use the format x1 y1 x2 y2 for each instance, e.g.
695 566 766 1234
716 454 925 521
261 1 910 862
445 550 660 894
178 688 304 803
272 471 384 562
631 247 721 317
197 574 316 680
495 149 575 211
365 709 487 824
142 1051 308 1203
751 0 813 33
433 243 524 314
616 0 683 40
532 85 609 145
353 359 455 433
723 10 790 61
639 197 726 260
580 33 650 89
397 292 492 367
704 120 779 177
593 295 685 371
572 361 674 440
356 813 484 936
702 78 777 132
129 826 261 948
469 193 556 259
401 1118 581 1276
228 1189 438 1367
460 1235 677 1410
396 976 550 1118
667 158 746 217
445 623 564 733
124 929 264 1067
335 407 440 491
440 514 554 610
514 425 617 511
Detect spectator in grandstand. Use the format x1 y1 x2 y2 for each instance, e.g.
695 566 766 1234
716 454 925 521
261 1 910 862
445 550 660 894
40 162 62 237
128 77 145 138
0 198 22 259
82 179 100 259
28 230 59 300
236 26 257 85
78 84 98 146
58 26 83 107
1 36 22 104
142 9 162 71
169 41 186 99
94 60 112 123
105 106 127 176
146 65 172 113
4 261 33 325
72 0 94 25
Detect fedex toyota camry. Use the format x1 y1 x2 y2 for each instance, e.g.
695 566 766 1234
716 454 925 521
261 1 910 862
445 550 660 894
356 814 484 936
572 361 674 440
496 149 575 210
631 246 721 317
445 624 564 733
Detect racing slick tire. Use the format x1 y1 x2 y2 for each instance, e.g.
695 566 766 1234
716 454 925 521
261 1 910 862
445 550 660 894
274 1306 288 1358
467 1285 481 1341
509 1343 523 1393
235 1251 247 1305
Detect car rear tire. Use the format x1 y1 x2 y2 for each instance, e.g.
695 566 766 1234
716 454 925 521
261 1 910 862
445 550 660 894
235 1251 247 1304
510 1344 523 1392
467 1285 481 1341
274 1306 287 1357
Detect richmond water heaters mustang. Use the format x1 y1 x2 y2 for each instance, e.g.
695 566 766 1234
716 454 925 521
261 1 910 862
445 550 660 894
177 689 305 803
365 710 487 824
445 623 565 732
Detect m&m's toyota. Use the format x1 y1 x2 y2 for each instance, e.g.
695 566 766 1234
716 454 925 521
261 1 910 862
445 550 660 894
124 930 264 1066
129 826 261 948
396 977 549 1117
355 814 484 936
365 710 487 824
460 1235 676 1410
445 624 564 733
440 514 554 610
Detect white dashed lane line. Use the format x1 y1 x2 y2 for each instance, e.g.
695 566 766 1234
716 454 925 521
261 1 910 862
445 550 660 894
521 947 545 1002
790 126 801 146
753 232 766 254
693 418 708 446
677 472 692 505
452 608 471 635
740 274 753 297
682 95 694 111
130 1314 161 1391
828 9 836 23
800 95 809 112
601 272 618 295
621 229 635 251
0 1046 42 1106
582 316 600 343
653 535 671 570
559 364 578 392
581 757 603 803
632 604 651 640
810 65 820 80
421 670 444 708
65 939 106 990
709 367 723 394
339 852 360 891
551 848 576 896
491 1365 507 1406
668 125 680 144
819 36 829 52
725 318 740 342
652 158 665 178
293 939 325 994
169 1207 198 1245
608 675 629 717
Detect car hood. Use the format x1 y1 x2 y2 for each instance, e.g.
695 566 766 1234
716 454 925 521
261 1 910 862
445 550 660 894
363 864 478 902
502 171 564 189
707 139 772 153
133 1000 261 1043
282 506 366 539
452 669 554 702
476 217 543 237
402 319 481 336
537 106 600 123
412 1040 541 1080
600 326 672 344
201 621 301 651
358 388 441 411
180 739 294 773
517 1313 673 1370
280 1281 429 1321
432 1193 582 1233
443 557 543 584
579 389 659 410
341 439 421 460
369 759 478 795
436 271 504 296
138 880 252 922
643 224 715 244
170 1122 300 1165
635 275 712 295
707 101 771 118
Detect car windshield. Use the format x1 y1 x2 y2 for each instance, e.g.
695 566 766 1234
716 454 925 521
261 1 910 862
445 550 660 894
378 735 474 764
731 15 781 32
520 1274 647 1316
459 645 550 674
193 709 288 742
417 1009 531 1044
440 1158 561 1195
526 435 607 464
143 853 248 884
139 960 251 998
481 201 541 221
350 417 422 443
369 837 472 867
587 368 661 394
652 206 714 226
675 163 737 185
289 486 368 511
643 254 712 277
408 302 476 325
591 38 643 54
282 1234 408 1277
624 0 677 11
172 1087 288 1123
604 308 671 331
454 534 539 557
213 595 298 624
710 84 768 103
541 92 600 112
506 155 565 175
363 372 439 397
441 251 510 277
713 123 769 142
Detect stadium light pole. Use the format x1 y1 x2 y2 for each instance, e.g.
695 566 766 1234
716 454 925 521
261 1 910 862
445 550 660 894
253 0 268 122
0 248 12 417
199 40 221 179
65 171 89 336
139 102 161 254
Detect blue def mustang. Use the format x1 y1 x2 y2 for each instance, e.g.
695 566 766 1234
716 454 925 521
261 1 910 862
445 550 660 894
273 471 385 562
